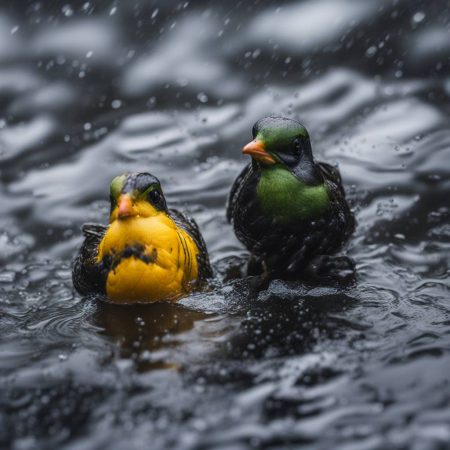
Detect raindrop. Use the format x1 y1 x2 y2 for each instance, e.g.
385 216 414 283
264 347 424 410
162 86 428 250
62 4 74 17
412 11 425 24
151 8 159 19
177 77 189 87
135 316 145 326
10 25 19 34
86 51 93 58
252 48 261 59
110 6 117 16
84 122 92 131
366 46 377 58
111 99 122 109
197 92 208 103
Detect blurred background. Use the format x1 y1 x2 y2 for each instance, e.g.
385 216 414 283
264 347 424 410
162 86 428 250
0 1 449 449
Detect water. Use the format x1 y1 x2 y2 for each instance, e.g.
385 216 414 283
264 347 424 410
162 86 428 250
1 1 449 448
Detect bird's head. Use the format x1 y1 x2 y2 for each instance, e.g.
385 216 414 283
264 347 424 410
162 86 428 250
243 116 322 185
109 172 167 223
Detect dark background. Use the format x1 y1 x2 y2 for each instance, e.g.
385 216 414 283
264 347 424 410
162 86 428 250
0 1 449 449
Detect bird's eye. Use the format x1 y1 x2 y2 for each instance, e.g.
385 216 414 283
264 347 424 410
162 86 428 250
149 189 161 203
148 188 164 209
293 138 303 156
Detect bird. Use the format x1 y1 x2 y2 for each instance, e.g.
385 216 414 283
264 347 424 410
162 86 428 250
227 116 355 281
73 172 212 303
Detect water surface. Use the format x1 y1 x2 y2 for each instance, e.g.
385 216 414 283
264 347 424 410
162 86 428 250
1 1 449 449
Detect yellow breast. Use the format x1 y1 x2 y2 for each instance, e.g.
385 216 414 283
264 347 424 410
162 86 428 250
97 212 199 303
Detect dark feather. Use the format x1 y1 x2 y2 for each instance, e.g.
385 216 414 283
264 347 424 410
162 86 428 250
227 161 355 277
72 223 109 295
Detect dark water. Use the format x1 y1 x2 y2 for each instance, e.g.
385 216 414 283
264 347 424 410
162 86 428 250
1 0 449 449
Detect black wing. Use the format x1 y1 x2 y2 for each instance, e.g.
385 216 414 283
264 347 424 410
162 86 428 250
72 223 109 296
318 161 355 238
169 209 213 280
226 163 252 223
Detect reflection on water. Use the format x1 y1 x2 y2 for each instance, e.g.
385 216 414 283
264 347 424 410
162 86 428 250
1 0 450 449
95 301 207 371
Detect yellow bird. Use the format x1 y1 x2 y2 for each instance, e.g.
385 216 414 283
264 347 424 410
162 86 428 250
73 172 212 303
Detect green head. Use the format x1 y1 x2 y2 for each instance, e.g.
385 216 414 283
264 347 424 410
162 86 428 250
243 116 322 185
109 172 167 222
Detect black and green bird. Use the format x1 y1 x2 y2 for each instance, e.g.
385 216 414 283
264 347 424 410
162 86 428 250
73 172 212 303
227 116 355 280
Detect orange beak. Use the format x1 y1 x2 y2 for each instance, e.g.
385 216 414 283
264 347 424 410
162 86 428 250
117 194 134 219
242 139 276 165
